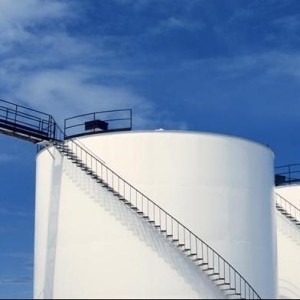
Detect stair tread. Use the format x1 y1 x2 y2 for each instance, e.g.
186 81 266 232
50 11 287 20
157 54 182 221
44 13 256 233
187 253 197 257
231 293 241 296
212 277 225 282
207 273 220 277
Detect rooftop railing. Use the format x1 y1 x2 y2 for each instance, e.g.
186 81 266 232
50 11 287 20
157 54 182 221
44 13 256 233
64 109 132 139
275 164 300 186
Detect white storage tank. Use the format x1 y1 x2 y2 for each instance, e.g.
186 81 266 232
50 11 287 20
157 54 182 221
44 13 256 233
34 130 277 299
276 184 300 299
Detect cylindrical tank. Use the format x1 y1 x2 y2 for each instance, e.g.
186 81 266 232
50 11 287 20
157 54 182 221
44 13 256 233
34 130 277 299
276 184 300 299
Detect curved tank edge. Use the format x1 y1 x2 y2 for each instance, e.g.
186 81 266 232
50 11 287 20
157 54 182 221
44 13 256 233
36 130 275 160
74 129 275 158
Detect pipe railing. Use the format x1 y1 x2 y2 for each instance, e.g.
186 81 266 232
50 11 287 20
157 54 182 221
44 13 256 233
64 109 132 138
0 99 56 139
275 164 300 186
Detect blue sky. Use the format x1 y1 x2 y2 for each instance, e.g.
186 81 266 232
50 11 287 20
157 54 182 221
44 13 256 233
1 0 300 298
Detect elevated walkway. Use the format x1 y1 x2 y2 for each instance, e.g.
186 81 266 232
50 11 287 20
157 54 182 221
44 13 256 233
0 99 56 143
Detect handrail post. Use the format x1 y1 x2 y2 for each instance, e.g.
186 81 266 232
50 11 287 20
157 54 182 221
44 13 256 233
64 118 66 138
14 104 18 125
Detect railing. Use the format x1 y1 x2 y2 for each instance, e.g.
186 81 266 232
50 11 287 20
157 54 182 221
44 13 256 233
47 122 260 299
64 109 132 139
276 193 300 224
0 99 56 140
275 164 300 186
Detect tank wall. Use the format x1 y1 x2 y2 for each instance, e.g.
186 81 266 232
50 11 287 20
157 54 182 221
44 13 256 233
71 131 277 298
276 185 300 299
276 211 300 299
35 151 223 299
34 148 63 299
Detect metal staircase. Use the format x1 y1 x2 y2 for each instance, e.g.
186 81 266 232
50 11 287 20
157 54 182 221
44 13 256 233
276 193 300 228
0 99 261 299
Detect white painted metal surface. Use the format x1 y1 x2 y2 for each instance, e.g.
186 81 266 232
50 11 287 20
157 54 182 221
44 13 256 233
276 185 300 209
34 130 277 298
276 185 300 299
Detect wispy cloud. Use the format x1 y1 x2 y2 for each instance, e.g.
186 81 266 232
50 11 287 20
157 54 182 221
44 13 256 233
0 207 32 218
0 153 17 163
272 14 300 32
216 51 300 82
179 50 300 81
0 0 186 129
0 277 32 284
0 0 70 52
149 17 204 35
3 252 32 259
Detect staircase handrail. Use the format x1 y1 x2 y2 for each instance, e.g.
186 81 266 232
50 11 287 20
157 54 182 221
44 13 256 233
275 193 300 223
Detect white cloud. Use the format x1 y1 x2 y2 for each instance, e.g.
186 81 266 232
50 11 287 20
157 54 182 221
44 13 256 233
3 68 153 127
180 51 300 82
0 0 70 51
0 0 186 130
217 52 300 81
0 0 68 21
